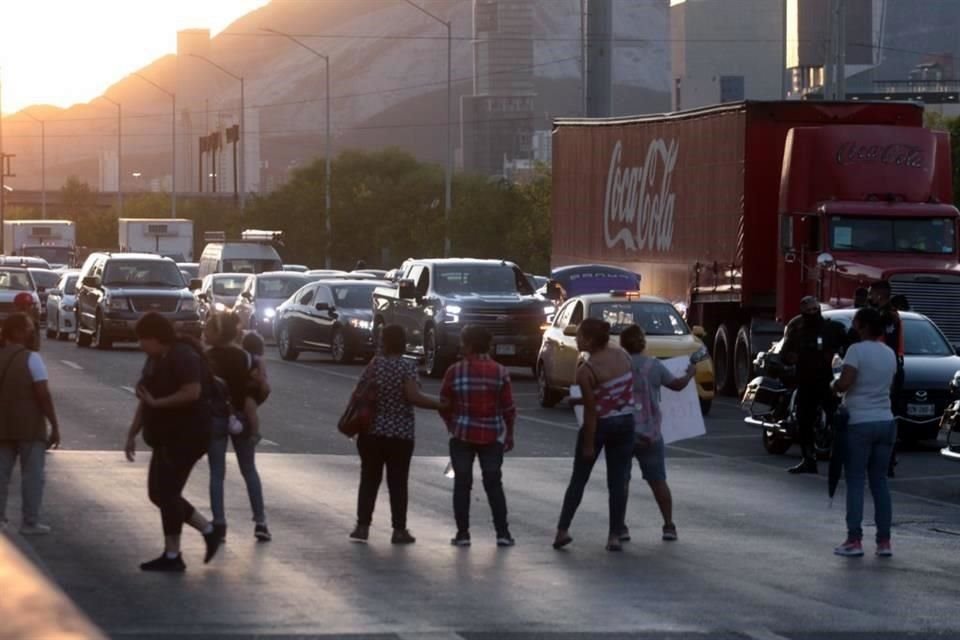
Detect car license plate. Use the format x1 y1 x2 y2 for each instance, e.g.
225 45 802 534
496 344 516 356
907 404 935 417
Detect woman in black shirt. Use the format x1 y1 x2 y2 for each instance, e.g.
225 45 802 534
124 312 221 572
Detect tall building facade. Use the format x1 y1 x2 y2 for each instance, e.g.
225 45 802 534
671 0 786 110
460 0 536 177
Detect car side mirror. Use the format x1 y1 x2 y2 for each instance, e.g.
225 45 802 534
563 324 579 337
82 276 101 289
241 291 252 300
315 302 331 312
48 288 61 297
189 278 203 291
398 279 416 300
692 325 706 338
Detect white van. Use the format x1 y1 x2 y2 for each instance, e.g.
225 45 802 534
198 242 283 278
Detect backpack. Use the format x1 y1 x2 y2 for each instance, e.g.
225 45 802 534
632 356 662 445
338 358 379 438
205 372 243 436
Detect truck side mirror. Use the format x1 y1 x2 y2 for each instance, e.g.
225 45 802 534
398 279 416 300
315 302 331 312
82 276 101 289
816 253 836 270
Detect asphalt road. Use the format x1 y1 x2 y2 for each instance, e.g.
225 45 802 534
4 337 960 639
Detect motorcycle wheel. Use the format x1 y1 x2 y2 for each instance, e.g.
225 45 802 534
814 410 832 461
762 429 792 455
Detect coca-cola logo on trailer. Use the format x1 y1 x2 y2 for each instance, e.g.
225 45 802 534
835 142 926 169
603 139 679 252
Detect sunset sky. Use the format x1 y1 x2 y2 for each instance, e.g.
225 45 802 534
0 0 269 115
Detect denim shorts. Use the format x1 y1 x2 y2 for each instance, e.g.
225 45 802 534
632 437 667 482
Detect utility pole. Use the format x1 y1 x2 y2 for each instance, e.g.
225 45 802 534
99 96 123 216
586 0 613 117
581 0 588 116
262 28 333 267
133 73 176 216
21 112 45 219
825 0 847 100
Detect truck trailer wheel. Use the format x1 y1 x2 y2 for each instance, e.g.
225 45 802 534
733 326 753 398
712 325 734 395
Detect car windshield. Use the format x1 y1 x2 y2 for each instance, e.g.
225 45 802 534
103 261 185 287
829 216 957 255
433 265 533 295
212 276 247 297
21 246 72 264
223 259 282 274
589 301 689 336
62 275 78 295
332 284 377 309
903 317 954 356
0 270 34 291
257 276 308 299
29 270 60 289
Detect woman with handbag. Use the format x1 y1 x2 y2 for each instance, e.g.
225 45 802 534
349 324 441 544
124 312 221 572
204 313 270 543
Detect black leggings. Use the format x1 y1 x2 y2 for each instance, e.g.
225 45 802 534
356 433 415 530
148 438 208 536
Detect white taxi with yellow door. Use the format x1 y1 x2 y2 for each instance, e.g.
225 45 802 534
536 291 716 415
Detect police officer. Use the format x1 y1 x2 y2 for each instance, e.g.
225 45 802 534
782 296 846 474
869 280 905 477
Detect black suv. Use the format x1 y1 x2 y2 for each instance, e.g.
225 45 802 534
75 252 202 349
372 258 555 376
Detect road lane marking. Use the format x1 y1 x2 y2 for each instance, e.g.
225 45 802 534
743 630 791 640
517 414 578 430
261 439 279 447
120 386 136 394
60 360 83 370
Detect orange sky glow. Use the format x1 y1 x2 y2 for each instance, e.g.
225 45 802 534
0 0 269 115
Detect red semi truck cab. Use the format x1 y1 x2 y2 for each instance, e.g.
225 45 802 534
778 124 960 337
551 101 960 396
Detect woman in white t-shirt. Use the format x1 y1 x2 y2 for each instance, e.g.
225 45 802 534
830 307 897 558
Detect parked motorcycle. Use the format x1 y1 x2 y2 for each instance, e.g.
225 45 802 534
742 350 834 458
940 370 960 461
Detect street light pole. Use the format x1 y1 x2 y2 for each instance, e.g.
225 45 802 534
401 0 452 257
190 54 245 211
22 112 45 219
132 72 176 216
262 28 332 267
99 96 123 216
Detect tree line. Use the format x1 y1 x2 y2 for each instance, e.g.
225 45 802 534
6 148 552 275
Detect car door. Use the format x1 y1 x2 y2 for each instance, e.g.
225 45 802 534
286 284 317 347
47 276 65 328
395 264 423 350
236 276 255 325
78 258 104 331
542 300 575 384
303 284 336 347
555 300 585 388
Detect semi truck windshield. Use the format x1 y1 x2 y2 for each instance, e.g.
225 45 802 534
829 216 956 255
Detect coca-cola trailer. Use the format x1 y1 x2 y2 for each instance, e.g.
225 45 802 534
552 101 960 395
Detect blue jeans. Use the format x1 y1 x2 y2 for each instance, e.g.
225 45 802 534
844 420 896 542
209 431 266 525
0 440 46 526
557 414 636 536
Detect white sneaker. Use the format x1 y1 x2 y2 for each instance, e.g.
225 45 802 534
20 523 51 536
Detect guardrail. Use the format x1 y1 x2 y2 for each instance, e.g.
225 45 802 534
0 534 105 639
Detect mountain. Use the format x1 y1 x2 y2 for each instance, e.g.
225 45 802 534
2 0 670 194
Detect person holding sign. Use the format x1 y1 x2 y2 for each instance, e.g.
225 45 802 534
554 319 635 552
617 324 696 543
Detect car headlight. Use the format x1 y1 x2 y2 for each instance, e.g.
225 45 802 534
107 297 129 311
263 307 276 319
443 304 462 324
180 299 197 312
349 318 373 331
214 302 227 312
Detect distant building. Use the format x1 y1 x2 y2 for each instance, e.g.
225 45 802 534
461 0 536 177
671 0 785 110
532 130 552 166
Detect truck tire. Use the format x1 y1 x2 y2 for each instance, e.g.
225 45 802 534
734 326 753 398
423 327 448 378
712 324 734 395
537 362 564 408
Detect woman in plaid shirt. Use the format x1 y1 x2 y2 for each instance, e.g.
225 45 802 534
439 326 516 548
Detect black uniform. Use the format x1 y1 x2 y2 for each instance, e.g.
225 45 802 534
782 313 846 460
